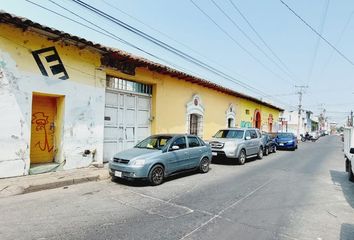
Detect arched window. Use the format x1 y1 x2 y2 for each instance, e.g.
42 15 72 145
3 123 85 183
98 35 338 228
186 95 204 138
226 104 236 128
190 114 199 135
254 110 261 129
268 114 273 132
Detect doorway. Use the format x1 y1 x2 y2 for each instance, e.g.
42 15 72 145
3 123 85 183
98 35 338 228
30 94 62 164
103 90 152 162
254 110 261 129
228 118 235 128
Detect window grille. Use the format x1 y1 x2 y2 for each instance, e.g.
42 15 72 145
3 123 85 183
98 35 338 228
106 76 152 95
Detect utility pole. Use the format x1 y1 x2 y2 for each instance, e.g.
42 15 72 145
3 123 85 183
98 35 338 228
295 85 308 138
350 110 353 127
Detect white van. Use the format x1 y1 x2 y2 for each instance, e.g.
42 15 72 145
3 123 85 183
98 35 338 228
344 127 354 182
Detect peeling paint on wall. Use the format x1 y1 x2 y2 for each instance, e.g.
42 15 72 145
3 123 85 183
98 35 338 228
0 36 105 178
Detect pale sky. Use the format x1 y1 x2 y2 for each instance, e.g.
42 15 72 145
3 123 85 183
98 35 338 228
1 0 354 124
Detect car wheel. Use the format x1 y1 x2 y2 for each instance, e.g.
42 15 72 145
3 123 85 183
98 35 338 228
264 147 269 156
148 165 164 186
349 162 354 182
237 149 246 165
199 157 210 173
257 147 263 159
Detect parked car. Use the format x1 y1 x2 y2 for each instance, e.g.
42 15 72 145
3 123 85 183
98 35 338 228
261 132 277 155
109 134 212 185
208 128 264 165
274 132 298 151
344 127 354 182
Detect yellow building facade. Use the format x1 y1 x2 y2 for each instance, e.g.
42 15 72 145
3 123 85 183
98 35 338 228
0 12 282 178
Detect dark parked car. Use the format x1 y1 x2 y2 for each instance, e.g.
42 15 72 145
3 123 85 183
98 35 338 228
261 132 277 155
109 134 212 185
274 132 298 151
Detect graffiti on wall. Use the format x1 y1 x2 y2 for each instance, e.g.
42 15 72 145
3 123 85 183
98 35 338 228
32 112 54 152
32 46 69 80
240 121 252 128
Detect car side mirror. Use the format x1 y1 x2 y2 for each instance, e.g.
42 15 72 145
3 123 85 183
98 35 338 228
350 148 354 154
171 145 180 151
245 136 251 140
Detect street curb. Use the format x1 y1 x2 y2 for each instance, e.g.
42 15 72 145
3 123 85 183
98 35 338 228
0 170 110 198
23 175 100 194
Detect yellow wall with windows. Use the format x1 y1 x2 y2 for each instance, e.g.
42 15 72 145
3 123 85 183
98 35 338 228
106 67 282 140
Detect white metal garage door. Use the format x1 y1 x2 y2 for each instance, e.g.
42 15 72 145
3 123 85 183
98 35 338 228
103 90 151 162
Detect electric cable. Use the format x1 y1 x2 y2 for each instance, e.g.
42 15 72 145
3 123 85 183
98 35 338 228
69 0 293 103
228 0 295 80
306 0 330 86
190 0 292 84
26 0 296 108
210 0 297 84
100 0 253 84
280 0 354 66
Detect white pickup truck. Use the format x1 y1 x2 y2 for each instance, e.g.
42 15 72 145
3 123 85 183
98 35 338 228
344 127 354 182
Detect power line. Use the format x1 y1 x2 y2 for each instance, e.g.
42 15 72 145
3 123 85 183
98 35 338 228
68 0 268 96
320 10 354 77
190 0 294 85
210 0 296 84
295 85 308 137
228 0 296 81
280 0 354 66
26 0 296 108
306 0 330 85
70 0 298 107
100 0 252 84
25 0 204 78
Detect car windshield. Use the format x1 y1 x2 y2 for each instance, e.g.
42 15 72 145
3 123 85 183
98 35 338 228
277 133 293 138
214 130 244 139
135 136 173 150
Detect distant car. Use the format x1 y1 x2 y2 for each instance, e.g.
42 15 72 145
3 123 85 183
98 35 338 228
275 132 298 151
261 132 277 155
311 131 321 139
109 134 212 185
208 128 264 165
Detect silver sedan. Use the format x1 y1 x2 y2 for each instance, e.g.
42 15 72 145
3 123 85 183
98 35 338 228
109 134 212 185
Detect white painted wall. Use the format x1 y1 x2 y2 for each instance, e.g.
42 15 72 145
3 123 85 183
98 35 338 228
0 50 105 178
281 110 307 137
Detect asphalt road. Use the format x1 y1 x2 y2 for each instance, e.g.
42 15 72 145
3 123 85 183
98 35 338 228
1 135 353 240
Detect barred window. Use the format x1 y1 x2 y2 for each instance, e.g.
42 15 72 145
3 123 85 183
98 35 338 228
190 114 199 135
106 76 152 95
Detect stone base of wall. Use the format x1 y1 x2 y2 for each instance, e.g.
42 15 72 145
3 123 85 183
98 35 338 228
0 160 26 178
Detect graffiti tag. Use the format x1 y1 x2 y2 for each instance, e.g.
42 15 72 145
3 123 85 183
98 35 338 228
32 112 54 152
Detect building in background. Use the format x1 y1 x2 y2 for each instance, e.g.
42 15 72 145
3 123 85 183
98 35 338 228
0 12 282 178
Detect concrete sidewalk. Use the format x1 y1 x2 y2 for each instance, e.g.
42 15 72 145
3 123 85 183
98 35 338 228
0 165 110 198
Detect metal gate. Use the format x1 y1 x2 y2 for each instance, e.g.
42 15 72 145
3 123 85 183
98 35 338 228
103 90 151 162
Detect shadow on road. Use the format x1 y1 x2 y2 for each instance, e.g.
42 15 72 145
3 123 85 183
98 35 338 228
111 168 213 187
211 156 258 165
330 170 354 209
340 223 354 240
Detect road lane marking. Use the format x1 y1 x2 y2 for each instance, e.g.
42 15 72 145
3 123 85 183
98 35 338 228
110 189 194 219
179 178 274 240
